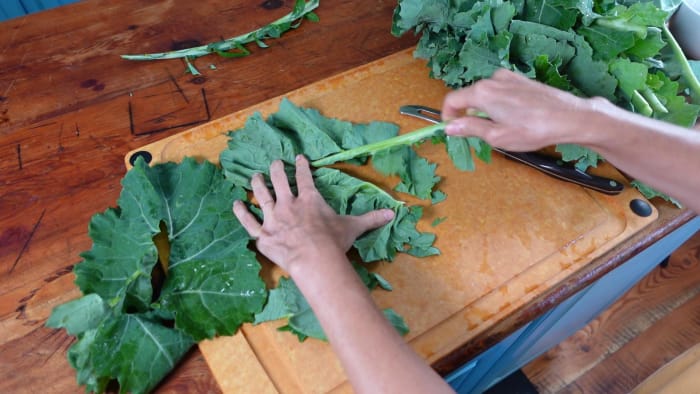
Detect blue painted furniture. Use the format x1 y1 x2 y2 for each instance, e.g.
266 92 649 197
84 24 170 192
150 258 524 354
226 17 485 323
0 0 81 21
446 216 700 393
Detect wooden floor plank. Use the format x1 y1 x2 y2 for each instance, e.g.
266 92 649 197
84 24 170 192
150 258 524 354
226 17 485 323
523 231 700 393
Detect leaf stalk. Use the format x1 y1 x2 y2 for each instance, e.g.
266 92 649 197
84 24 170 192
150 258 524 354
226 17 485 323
661 24 700 100
311 123 446 166
121 0 320 61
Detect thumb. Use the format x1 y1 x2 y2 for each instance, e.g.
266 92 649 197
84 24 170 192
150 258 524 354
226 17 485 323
350 209 395 236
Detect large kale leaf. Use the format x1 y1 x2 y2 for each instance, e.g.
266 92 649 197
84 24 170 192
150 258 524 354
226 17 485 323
47 295 195 394
49 158 267 393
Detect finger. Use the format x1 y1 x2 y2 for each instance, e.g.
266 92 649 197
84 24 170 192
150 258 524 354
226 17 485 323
348 209 395 237
445 116 494 138
294 155 317 195
441 87 485 122
232 200 262 238
250 173 275 216
491 68 521 82
269 160 293 203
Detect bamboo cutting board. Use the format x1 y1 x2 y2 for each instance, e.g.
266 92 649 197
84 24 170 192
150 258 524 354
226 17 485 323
126 48 658 393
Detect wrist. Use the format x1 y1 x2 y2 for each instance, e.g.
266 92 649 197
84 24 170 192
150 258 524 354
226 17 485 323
559 96 624 148
285 243 349 279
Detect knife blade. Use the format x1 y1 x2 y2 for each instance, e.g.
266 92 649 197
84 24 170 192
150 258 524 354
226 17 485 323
400 105 624 195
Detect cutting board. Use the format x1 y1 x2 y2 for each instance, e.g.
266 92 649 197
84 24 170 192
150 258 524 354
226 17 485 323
125 48 658 393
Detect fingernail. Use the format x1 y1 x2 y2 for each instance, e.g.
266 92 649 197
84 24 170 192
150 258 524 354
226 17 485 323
296 154 303 161
383 209 395 221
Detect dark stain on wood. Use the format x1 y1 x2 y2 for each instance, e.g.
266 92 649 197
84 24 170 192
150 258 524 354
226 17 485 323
261 0 284 10
189 76 206 85
9 209 46 274
44 265 75 283
0 226 30 260
18 288 40 305
171 39 201 51
128 98 135 135
127 24 138 30
81 79 105 91
16 144 22 170
80 79 97 88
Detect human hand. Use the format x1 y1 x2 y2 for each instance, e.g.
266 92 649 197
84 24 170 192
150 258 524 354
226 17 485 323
441 68 611 151
232 155 395 274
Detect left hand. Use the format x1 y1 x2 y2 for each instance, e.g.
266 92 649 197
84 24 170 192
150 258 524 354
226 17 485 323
232 155 395 274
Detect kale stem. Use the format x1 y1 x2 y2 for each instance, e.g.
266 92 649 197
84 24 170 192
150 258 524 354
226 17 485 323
594 18 647 38
121 0 319 60
631 90 654 116
662 24 700 100
641 87 668 114
311 123 446 166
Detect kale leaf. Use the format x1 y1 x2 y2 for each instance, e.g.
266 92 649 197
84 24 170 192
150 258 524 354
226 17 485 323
49 158 268 393
392 0 700 204
220 99 440 261
254 264 409 341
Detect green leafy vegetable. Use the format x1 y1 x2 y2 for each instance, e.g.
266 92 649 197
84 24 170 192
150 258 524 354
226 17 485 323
313 168 439 261
48 158 267 393
254 264 409 341
220 99 440 261
392 0 700 204
121 0 320 74
431 190 447 204
372 146 441 199
431 217 447 227
631 179 681 205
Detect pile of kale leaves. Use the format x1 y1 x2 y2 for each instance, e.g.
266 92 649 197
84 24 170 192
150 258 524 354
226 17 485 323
392 0 700 203
46 98 459 394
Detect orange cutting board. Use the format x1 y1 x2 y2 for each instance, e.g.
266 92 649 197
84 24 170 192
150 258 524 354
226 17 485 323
126 48 658 393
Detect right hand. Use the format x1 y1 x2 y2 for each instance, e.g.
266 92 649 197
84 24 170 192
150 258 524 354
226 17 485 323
441 68 613 151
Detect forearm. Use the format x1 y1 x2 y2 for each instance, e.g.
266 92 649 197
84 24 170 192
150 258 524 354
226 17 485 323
570 101 700 212
289 249 454 394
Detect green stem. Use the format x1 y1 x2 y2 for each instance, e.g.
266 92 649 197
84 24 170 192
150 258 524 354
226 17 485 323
662 24 700 100
594 18 647 38
631 90 653 116
121 0 319 60
640 87 668 114
311 123 446 166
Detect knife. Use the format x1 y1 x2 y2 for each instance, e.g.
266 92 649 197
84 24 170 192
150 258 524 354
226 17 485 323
400 105 624 195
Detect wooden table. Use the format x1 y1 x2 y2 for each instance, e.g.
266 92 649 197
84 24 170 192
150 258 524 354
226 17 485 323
0 1 695 393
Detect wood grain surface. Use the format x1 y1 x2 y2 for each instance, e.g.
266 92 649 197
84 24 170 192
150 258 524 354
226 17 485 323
0 1 694 393
0 1 414 393
524 231 700 393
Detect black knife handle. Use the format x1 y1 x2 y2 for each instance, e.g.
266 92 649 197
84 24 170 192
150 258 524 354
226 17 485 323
497 149 624 195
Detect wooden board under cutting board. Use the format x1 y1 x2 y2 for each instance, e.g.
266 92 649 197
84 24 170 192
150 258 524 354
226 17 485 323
125 48 659 394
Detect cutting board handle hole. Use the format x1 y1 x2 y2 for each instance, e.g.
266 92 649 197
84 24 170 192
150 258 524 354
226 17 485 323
630 199 653 217
129 150 153 166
